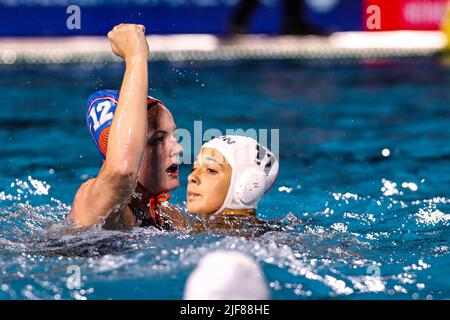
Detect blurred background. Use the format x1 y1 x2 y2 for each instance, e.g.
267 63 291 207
0 0 447 36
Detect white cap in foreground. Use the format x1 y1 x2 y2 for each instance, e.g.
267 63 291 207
183 250 270 300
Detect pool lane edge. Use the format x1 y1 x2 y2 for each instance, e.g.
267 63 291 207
0 31 446 64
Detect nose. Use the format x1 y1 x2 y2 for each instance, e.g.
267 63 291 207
173 138 184 157
170 137 184 162
188 168 199 185
175 141 184 155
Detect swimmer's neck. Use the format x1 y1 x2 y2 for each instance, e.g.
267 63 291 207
220 208 256 218
130 182 163 207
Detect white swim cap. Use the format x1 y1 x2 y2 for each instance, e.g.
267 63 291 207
201 135 279 214
183 250 270 300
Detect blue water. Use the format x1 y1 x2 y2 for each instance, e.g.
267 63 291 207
0 58 449 299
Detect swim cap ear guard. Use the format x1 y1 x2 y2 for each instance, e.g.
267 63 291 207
86 89 162 159
201 135 279 214
235 167 267 205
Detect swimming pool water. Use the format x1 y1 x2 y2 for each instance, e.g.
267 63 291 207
0 58 449 299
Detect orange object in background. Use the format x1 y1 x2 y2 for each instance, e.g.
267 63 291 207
442 2 450 49
364 0 449 30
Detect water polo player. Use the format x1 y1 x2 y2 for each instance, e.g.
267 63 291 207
186 135 280 235
67 24 187 230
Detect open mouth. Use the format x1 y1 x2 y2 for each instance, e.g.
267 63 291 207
165 163 179 178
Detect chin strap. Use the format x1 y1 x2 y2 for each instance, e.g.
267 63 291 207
148 193 171 226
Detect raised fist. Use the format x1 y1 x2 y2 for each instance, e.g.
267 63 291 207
107 23 149 61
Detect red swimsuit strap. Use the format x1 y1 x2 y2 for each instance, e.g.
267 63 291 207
148 193 171 226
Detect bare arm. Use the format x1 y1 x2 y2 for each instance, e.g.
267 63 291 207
68 24 149 228
105 24 149 178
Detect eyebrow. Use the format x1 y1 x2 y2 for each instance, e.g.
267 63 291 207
148 130 167 139
205 156 222 165
147 131 167 144
153 130 168 136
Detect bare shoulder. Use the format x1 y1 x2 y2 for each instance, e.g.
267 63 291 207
160 203 200 233
67 178 96 224
67 178 137 229
77 178 95 194
75 178 97 205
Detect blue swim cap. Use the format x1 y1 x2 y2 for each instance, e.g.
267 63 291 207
86 89 162 159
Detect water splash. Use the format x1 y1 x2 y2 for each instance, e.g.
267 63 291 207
0 175 449 299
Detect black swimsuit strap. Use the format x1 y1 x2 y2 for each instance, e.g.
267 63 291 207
128 203 162 229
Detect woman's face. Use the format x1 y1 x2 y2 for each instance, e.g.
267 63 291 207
186 147 232 216
138 104 184 195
